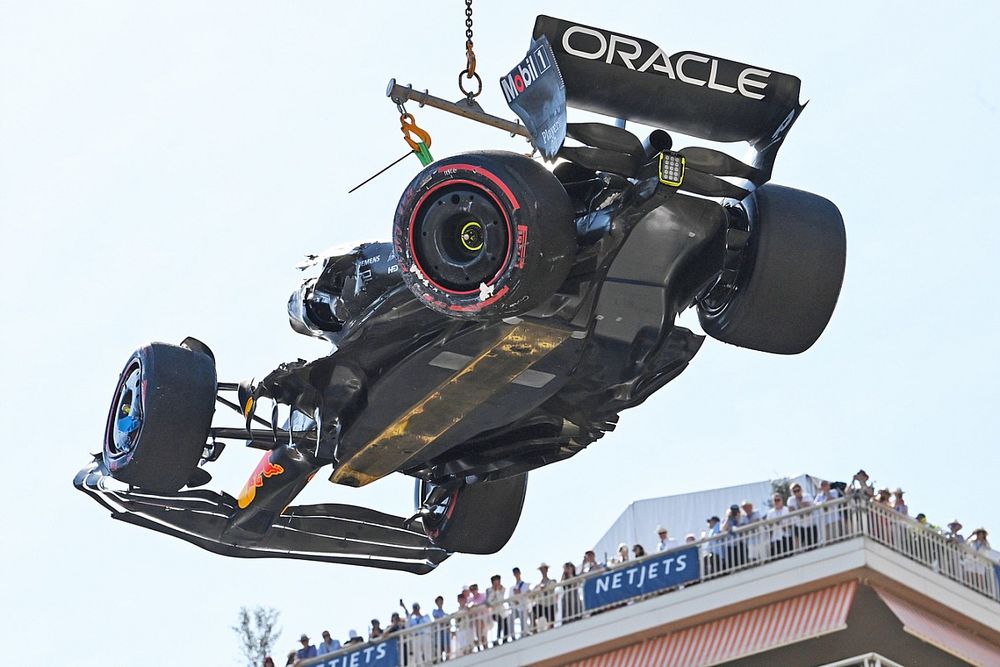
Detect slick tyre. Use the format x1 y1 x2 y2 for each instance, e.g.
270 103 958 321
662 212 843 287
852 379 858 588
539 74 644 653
420 474 528 554
393 151 575 320
698 184 846 355
103 342 217 492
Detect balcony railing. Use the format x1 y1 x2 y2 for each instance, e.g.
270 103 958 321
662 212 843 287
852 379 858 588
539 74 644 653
299 495 1000 667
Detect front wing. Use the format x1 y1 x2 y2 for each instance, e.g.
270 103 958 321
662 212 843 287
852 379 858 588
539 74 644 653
74 458 449 574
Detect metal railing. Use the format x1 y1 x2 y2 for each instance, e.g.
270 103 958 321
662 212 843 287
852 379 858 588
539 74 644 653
300 495 999 667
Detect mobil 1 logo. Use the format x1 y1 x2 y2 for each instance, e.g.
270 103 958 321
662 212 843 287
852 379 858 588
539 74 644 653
501 35 566 159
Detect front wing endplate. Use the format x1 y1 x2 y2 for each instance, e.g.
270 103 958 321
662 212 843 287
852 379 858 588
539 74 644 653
74 458 448 574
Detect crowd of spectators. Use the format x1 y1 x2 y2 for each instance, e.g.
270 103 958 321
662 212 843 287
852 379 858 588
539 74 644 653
268 469 995 666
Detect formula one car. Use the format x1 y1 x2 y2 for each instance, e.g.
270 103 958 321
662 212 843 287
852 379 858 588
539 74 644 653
75 16 845 574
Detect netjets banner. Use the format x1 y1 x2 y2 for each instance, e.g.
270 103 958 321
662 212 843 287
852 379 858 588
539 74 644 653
314 637 398 667
583 546 700 609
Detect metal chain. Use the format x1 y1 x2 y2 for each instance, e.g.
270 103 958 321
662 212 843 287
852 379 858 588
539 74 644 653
459 0 481 100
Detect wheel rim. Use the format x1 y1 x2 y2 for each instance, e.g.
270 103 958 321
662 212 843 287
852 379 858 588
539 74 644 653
107 361 143 457
417 481 459 539
700 206 752 316
410 183 511 294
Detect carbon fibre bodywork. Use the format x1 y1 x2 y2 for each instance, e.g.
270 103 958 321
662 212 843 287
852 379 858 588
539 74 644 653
75 16 839 573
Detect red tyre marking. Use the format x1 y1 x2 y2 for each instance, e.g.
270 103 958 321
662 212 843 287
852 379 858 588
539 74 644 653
437 164 521 211
516 224 528 269
407 176 514 296
447 285 510 312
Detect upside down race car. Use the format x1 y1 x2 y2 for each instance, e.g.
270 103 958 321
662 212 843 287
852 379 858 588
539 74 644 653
75 16 846 574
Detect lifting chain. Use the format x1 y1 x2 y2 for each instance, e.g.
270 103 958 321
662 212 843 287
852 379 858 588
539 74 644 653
458 0 482 101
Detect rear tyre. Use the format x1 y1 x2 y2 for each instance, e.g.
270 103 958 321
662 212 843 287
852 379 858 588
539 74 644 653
103 342 217 492
418 474 528 554
698 184 846 354
393 151 575 320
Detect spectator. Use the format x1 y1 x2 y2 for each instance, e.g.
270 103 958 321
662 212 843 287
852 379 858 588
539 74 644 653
875 488 892 506
704 515 722 573
285 651 296 666
296 634 317 662
468 583 489 651
787 483 817 548
487 575 511 645
741 500 766 562
561 562 583 622
944 519 965 544
815 480 841 503
656 526 677 552
533 563 557 630
400 600 427 627
970 528 990 553
431 596 448 661
684 533 697 544
850 469 875 499
369 619 383 641
345 629 364 646
632 544 647 559
766 493 792 557
580 550 603 573
892 488 908 515
722 504 747 568
814 479 844 542
454 592 473 657
611 543 629 565
263 658 275 667
317 630 341 655
384 612 405 635
742 501 762 524
403 601 431 664
509 567 531 638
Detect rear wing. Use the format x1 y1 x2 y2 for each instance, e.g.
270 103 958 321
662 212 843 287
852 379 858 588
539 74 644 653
532 16 805 154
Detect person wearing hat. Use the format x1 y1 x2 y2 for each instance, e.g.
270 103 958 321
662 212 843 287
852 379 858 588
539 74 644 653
611 543 629 565
345 629 364 646
533 563 557 630
295 634 317 661
970 527 991 552
656 526 678 552
317 630 341 655
892 488 908 516
945 519 965 544
850 469 875 499
722 504 748 568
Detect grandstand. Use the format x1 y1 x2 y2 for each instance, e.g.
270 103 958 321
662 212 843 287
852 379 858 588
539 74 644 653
300 495 1000 666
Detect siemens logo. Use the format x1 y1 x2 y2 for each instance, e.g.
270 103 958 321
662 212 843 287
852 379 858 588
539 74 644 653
561 24 771 100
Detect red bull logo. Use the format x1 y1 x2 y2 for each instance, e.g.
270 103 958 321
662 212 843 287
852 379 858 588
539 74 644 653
237 452 285 509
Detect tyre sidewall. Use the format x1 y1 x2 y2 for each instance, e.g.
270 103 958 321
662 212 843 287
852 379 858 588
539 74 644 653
393 152 574 320
102 342 217 492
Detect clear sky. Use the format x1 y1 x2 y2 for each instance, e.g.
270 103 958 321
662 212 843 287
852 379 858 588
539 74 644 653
2 2 998 665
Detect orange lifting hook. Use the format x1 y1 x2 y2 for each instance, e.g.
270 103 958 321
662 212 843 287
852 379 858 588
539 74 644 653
399 112 432 152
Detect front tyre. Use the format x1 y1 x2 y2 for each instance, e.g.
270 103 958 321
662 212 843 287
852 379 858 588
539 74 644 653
393 151 576 320
103 342 216 492
698 184 846 355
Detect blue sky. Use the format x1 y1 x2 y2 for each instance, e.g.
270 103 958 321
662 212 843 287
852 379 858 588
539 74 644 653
2 2 998 664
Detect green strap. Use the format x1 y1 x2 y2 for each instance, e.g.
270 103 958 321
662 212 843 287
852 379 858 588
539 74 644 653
414 142 433 167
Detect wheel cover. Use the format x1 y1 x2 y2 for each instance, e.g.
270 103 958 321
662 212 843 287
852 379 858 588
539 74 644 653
409 182 512 294
107 361 143 457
